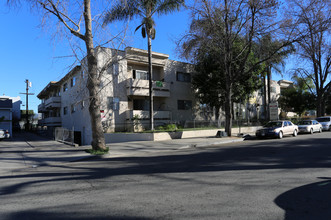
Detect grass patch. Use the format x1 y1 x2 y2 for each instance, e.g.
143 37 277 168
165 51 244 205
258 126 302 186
85 147 109 155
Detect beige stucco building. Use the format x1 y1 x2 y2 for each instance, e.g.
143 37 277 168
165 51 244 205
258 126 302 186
38 47 294 145
38 47 197 145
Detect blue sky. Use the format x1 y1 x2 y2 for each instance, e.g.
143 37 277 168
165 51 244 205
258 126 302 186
1 1 291 114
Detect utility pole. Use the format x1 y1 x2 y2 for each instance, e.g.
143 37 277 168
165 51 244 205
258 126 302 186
20 79 34 131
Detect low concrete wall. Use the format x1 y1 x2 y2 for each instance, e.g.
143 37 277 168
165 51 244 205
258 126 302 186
105 133 154 143
105 126 262 144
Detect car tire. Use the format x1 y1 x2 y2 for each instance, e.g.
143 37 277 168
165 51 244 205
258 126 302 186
278 131 283 139
319 128 322 133
293 129 297 137
310 128 314 134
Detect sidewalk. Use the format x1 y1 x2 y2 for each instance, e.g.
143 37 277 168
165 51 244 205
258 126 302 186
0 132 245 171
106 136 245 158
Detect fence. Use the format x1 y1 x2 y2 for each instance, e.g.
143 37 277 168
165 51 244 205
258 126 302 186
107 119 265 133
54 127 75 145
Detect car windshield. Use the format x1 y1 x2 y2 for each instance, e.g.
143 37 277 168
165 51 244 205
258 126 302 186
264 121 282 127
316 117 331 122
298 121 312 125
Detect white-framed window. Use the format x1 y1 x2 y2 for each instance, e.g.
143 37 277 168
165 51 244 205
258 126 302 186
133 70 149 80
176 72 191 82
63 83 68 92
71 76 76 87
81 100 85 109
108 97 120 110
178 100 192 110
63 106 68 115
71 104 76 113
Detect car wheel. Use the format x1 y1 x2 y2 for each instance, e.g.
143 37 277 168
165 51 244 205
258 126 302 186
293 129 297 137
278 131 283 139
319 128 322 133
310 128 314 134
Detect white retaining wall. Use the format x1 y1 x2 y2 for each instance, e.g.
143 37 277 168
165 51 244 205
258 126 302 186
104 126 262 143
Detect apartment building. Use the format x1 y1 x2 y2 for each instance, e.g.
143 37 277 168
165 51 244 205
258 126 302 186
38 46 295 145
0 96 22 136
38 47 196 145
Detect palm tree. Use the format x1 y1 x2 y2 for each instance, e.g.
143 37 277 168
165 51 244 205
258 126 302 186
257 34 294 120
103 0 184 130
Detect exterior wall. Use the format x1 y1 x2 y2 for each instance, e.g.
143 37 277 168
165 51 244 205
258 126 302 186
164 60 196 124
39 46 296 146
0 98 13 136
60 65 92 145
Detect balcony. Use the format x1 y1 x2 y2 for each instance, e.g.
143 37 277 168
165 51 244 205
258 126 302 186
127 79 170 97
38 103 46 113
127 110 170 120
39 117 61 126
45 96 61 109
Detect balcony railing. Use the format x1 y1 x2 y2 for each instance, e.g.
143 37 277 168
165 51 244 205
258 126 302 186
127 79 170 97
45 96 61 109
39 117 61 126
127 110 170 120
38 103 46 113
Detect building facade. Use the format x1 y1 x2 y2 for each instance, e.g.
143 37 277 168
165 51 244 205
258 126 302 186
38 47 196 145
38 47 294 145
0 96 22 136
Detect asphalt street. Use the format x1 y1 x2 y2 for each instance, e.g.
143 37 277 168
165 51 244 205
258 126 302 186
0 132 331 220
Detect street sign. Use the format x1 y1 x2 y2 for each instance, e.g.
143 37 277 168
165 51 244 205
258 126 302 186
269 102 279 121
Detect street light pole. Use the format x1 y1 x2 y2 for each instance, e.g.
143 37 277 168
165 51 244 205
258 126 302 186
20 79 34 131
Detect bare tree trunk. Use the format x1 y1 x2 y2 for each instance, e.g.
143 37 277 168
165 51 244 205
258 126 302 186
84 0 106 150
224 85 232 136
316 91 323 117
267 66 271 121
147 34 154 131
263 75 267 120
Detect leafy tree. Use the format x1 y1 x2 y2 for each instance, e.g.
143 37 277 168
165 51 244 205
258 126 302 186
285 0 331 116
179 0 293 136
278 76 315 117
256 34 294 120
103 0 185 130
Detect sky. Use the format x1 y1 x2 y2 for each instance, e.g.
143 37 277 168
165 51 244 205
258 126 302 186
0 1 292 114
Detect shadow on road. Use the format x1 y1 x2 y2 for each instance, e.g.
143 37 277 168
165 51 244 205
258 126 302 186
1 134 331 219
275 177 331 220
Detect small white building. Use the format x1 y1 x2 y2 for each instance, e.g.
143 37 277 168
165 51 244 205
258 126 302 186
0 96 22 136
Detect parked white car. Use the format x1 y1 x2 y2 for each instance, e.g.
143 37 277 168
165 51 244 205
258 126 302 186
316 116 331 131
297 120 323 134
256 120 299 139
0 129 10 140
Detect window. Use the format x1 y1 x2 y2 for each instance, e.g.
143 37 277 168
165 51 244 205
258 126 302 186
81 101 85 109
133 99 149 110
108 97 120 110
178 100 192 110
113 63 118 75
71 76 76 87
133 70 149 80
63 107 68 115
270 87 276 93
63 83 68 92
176 72 191 82
71 104 76 113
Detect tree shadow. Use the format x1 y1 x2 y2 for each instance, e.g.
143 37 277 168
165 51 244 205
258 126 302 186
7 207 152 220
1 137 331 197
274 177 331 220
